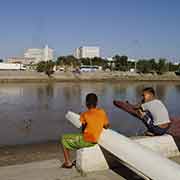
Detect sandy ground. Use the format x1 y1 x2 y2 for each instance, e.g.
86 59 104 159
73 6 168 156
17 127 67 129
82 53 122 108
0 142 138 180
0 142 68 167
0 159 125 180
1 141 180 180
0 142 142 180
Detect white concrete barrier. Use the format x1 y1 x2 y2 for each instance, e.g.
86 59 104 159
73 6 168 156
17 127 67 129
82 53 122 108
99 129 180 180
76 144 109 173
66 111 180 180
75 135 180 174
133 135 180 158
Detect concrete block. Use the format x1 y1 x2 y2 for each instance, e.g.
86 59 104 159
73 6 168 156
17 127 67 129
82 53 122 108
76 134 180 174
76 144 109 173
133 134 180 158
99 129 180 180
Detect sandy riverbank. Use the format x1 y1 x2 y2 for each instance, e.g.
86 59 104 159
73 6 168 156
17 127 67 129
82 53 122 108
0 71 180 83
0 141 67 167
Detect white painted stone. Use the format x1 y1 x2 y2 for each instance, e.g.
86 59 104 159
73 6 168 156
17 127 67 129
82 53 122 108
67 111 180 180
66 111 180 158
99 129 180 180
76 135 180 174
133 135 180 158
76 144 109 173
66 111 81 128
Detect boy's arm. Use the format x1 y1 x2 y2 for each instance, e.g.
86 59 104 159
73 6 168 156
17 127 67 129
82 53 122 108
81 123 87 133
103 111 110 129
104 123 110 129
80 113 87 133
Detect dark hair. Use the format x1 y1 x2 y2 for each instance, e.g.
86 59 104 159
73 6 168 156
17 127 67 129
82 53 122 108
86 93 98 108
143 87 155 96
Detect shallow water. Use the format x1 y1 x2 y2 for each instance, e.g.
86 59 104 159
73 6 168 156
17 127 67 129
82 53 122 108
0 82 180 146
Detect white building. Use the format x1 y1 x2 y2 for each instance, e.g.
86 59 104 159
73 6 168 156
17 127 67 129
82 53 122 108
74 48 81 59
24 45 54 63
74 46 100 59
7 57 36 65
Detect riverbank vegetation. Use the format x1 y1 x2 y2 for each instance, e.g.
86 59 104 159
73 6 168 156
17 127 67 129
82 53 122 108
36 55 180 75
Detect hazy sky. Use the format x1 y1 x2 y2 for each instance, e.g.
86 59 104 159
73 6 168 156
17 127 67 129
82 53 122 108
0 0 180 61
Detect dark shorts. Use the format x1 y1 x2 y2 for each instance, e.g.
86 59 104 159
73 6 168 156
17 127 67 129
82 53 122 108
142 111 170 135
145 124 169 135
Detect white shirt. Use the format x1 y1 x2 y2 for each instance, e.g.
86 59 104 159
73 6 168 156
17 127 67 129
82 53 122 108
141 99 170 125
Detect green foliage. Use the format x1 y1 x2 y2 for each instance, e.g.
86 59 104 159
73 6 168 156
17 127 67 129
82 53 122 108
113 55 128 71
90 57 109 70
57 56 80 68
137 59 157 73
156 59 168 74
36 61 46 72
79 58 91 66
168 62 179 72
56 56 109 70
136 58 169 74
56 54 178 74
149 59 157 71
36 61 55 76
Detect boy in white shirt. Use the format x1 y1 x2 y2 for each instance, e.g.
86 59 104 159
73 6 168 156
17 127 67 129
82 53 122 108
137 87 171 136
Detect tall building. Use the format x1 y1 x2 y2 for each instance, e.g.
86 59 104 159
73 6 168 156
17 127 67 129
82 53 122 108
24 45 54 63
74 46 100 59
74 48 81 59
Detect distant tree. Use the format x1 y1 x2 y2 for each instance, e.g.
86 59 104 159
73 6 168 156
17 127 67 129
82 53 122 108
137 59 153 73
67 55 80 68
148 59 157 71
36 61 46 72
113 55 128 71
80 58 91 66
56 55 80 68
157 59 168 74
120 56 128 66
127 61 135 69
90 57 108 68
0 59 3 63
56 55 109 71
36 61 55 77
120 56 128 71
45 60 55 76
56 56 67 66
168 62 179 72
112 55 121 62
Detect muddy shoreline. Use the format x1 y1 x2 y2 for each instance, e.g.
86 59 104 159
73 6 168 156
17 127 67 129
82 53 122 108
0 71 180 83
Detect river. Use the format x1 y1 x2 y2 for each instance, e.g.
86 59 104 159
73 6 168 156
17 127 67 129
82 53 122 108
0 82 180 146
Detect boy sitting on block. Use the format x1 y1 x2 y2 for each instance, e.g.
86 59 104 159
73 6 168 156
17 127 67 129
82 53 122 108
61 93 110 168
137 87 171 136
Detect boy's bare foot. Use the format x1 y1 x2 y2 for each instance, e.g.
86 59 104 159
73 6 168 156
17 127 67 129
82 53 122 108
61 162 74 169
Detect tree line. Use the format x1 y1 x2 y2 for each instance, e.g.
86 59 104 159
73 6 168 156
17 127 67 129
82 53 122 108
36 54 180 75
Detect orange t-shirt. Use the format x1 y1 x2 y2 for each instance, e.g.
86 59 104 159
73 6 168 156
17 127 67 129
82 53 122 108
80 108 109 143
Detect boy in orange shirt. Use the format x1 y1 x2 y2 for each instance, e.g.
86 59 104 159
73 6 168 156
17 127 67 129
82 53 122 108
61 93 109 168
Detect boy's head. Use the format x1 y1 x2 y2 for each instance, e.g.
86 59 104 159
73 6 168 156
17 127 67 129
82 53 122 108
142 87 155 102
86 93 98 109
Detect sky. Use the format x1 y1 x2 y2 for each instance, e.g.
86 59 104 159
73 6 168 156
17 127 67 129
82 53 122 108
0 0 180 61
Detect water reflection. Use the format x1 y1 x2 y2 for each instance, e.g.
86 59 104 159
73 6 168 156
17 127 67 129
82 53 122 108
155 84 168 101
175 84 180 93
0 82 180 146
